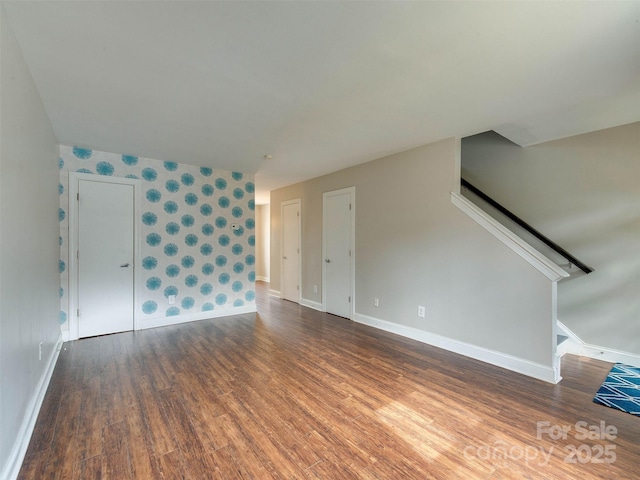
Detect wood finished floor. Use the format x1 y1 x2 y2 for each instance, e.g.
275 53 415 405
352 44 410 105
19 282 639 479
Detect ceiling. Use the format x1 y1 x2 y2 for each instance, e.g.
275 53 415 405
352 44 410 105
3 1 639 204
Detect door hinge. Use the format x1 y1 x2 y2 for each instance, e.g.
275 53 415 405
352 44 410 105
349 203 352 210
297 285 300 291
297 211 300 217
349 249 352 257
348 296 351 303
77 192 80 201
77 308 80 317
77 250 79 260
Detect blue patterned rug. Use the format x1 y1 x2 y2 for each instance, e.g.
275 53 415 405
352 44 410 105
593 363 640 417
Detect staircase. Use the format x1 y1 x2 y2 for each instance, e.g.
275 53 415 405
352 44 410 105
460 178 593 279
459 179 595 378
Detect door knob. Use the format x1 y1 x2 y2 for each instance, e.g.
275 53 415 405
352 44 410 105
120 263 131 268
283 256 287 259
325 259 331 263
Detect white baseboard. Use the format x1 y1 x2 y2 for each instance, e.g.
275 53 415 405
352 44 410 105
61 328 70 342
269 289 281 298
139 304 257 330
579 344 640 366
556 320 583 358
556 320 639 366
556 337 576 358
353 312 558 384
300 298 323 311
256 276 270 283
2 333 63 480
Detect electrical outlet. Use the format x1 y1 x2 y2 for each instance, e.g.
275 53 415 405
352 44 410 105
168 295 176 305
374 297 379 307
417 305 426 318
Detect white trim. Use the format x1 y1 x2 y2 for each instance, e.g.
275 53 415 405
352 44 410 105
256 276 270 283
280 198 302 304
557 320 640 367
2 333 63 480
580 344 640 367
139 304 257 330
551 283 562 382
556 335 578 358
61 329 70 342
269 289 281 298
556 320 584 346
68 173 141 341
322 186 356 319
353 312 558 384
451 192 569 282
300 298 323 311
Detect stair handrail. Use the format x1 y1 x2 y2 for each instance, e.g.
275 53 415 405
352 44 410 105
461 178 593 274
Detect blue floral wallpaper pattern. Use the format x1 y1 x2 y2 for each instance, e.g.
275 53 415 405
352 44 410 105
59 145 255 330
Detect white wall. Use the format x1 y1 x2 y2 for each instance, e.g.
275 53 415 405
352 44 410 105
255 203 270 282
0 8 61 478
462 125 639 355
271 138 556 377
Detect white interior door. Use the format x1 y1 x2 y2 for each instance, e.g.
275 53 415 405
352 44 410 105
281 200 301 303
78 179 135 337
323 188 354 318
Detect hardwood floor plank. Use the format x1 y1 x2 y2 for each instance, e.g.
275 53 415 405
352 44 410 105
124 404 163 479
173 372 229 453
134 374 177 456
74 455 102 480
18 281 640 479
16 451 49 480
40 389 83 479
74 376 104 463
102 421 133 480
218 391 301 479
156 450 186 480
99 355 126 426
156 386 219 479
230 382 322 471
210 445 253 480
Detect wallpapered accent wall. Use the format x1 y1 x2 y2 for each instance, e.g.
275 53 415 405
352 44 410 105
58 145 256 331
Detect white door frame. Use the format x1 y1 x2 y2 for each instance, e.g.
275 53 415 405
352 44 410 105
322 187 355 319
280 198 302 303
68 172 140 341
